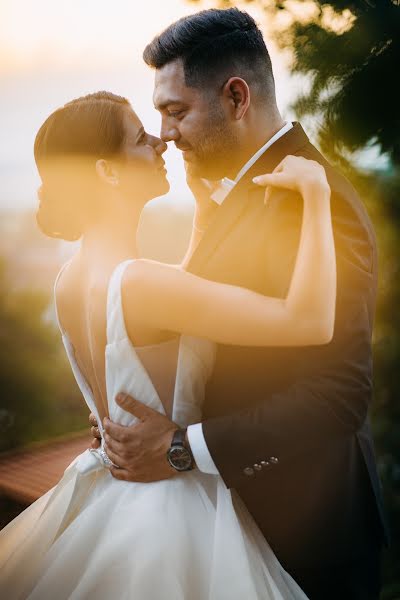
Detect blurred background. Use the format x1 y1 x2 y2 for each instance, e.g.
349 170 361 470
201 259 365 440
0 0 398 596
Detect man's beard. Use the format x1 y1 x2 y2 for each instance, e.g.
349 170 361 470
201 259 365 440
186 111 239 180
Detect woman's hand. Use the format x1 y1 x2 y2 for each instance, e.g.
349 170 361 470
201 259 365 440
185 164 219 230
180 167 221 267
89 413 101 449
253 155 330 204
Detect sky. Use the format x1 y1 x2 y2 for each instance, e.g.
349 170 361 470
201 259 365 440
0 0 299 213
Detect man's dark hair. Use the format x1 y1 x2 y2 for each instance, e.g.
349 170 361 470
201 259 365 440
143 8 275 103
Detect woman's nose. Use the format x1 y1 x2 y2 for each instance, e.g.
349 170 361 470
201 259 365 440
155 139 168 156
147 134 167 156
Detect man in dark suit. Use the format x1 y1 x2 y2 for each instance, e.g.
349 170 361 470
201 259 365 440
94 8 389 599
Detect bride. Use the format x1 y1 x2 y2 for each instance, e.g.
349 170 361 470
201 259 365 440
0 91 335 599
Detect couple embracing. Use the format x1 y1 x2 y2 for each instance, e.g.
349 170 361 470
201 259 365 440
0 8 388 600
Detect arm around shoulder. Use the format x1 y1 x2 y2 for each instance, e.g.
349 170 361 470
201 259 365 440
122 160 335 349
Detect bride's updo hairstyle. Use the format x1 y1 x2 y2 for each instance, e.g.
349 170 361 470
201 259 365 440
34 91 130 241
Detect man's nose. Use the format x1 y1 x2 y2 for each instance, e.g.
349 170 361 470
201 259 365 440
160 119 179 143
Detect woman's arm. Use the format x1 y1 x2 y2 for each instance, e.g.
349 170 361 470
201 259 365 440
124 156 336 347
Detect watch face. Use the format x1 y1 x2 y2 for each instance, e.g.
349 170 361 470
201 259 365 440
168 446 193 471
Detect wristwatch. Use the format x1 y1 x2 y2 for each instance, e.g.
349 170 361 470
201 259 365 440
167 428 195 471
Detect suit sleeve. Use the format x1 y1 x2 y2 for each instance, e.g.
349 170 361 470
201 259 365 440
201 180 377 490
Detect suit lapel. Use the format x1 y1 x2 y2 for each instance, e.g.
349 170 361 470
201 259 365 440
187 123 310 275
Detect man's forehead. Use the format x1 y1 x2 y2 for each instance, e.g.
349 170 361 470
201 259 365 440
153 60 190 108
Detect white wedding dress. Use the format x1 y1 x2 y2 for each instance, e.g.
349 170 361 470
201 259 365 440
0 260 308 600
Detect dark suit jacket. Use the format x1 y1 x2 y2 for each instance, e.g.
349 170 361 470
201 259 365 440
187 123 389 571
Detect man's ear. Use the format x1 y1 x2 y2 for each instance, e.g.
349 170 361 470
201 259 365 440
221 77 250 120
96 159 120 187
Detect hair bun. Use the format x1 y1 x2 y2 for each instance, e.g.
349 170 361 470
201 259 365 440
36 185 82 242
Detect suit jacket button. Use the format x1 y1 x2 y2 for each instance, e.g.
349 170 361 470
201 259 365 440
261 460 270 467
253 463 262 471
243 467 255 476
270 457 279 464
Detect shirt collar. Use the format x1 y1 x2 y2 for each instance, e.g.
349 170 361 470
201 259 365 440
210 121 294 205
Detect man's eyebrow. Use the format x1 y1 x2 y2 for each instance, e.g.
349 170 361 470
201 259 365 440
154 98 184 110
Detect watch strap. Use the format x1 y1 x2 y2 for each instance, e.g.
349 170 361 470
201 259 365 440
171 428 187 448
169 428 194 470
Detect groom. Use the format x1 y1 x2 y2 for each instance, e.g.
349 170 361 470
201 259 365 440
91 8 388 599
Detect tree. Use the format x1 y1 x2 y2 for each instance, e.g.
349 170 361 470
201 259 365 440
0 261 88 452
189 1 399 164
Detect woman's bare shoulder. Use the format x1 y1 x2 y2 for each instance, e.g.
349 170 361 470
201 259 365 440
123 258 182 288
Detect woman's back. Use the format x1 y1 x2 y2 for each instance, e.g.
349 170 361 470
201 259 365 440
55 258 213 430
55 258 114 423
55 255 183 423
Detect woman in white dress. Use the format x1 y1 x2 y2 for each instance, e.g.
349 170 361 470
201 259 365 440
0 91 335 599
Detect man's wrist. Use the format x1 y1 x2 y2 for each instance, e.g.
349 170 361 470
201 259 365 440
166 428 197 472
184 429 197 469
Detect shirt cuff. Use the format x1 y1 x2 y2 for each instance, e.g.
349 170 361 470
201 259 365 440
187 423 219 475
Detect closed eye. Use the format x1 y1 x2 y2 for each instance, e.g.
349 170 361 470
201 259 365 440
168 110 185 119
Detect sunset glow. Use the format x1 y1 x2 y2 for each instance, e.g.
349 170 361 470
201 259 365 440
0 0 293 213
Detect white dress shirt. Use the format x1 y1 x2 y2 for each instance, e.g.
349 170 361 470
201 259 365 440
187 121 293 475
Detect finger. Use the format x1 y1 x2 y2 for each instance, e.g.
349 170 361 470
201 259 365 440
103 434 126 456
91 426 101 439
274 155 295 172
89 413 98 427
103 418 131 443
263 187 273 206
109 467 132 481
116 393 154 421
273 162 285 173
91 438 101 450
252 174 276 187
254 172 292 189
104 445 125 469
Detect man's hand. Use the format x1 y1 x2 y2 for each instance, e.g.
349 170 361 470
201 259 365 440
102 393 179 482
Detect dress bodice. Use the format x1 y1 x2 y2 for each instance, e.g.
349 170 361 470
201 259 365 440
135 338 180 420
55 259 216 439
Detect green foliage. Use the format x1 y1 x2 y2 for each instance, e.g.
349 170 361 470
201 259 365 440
0 262 88 452
189 0 400 165
281 1 400 168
